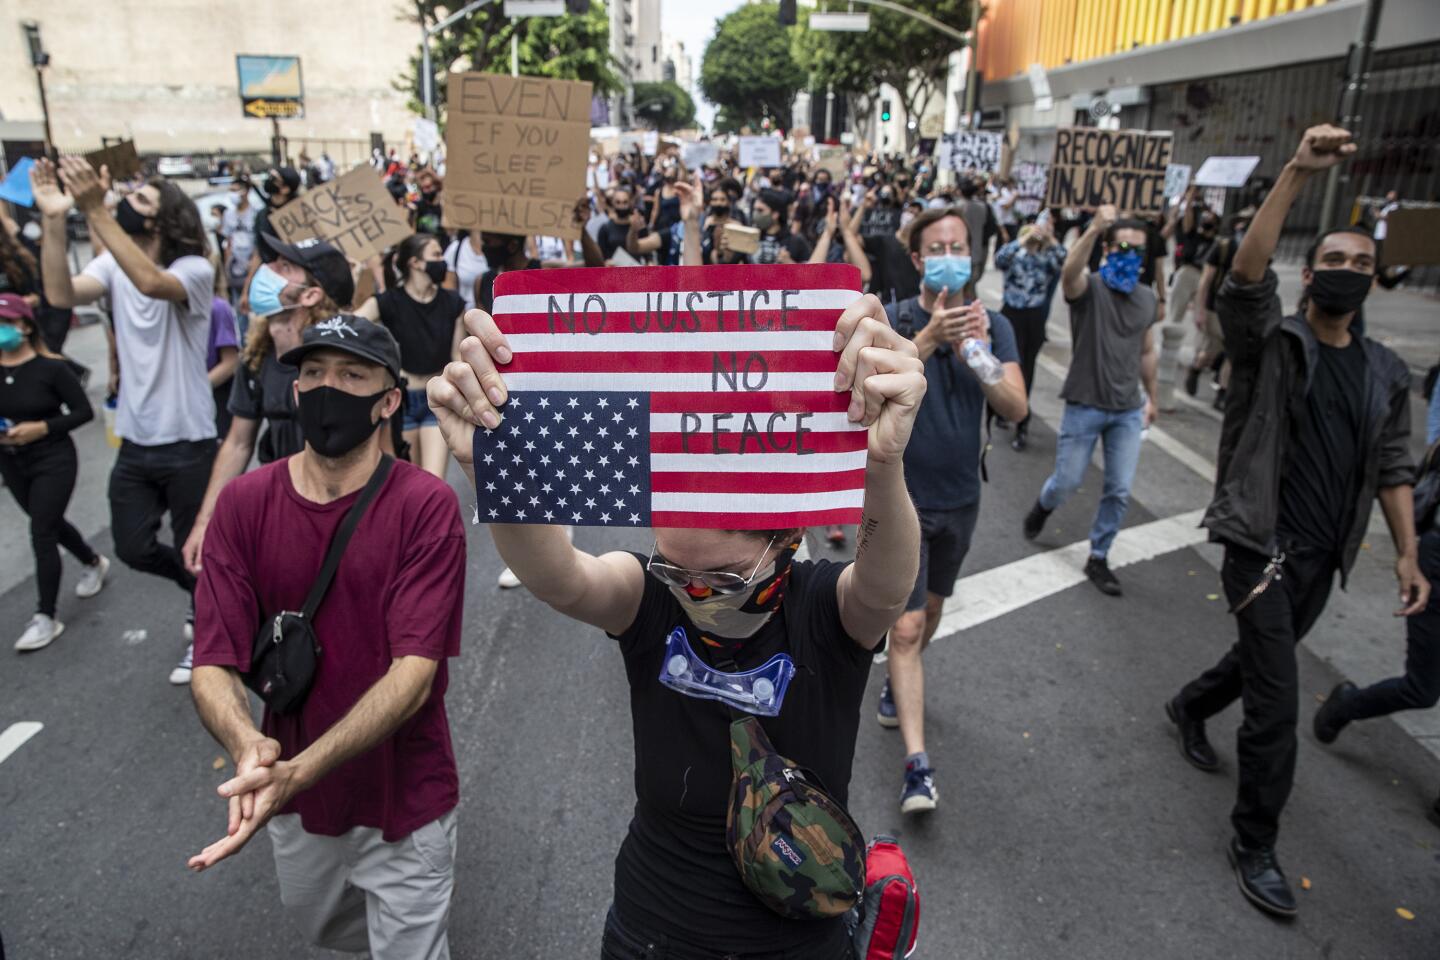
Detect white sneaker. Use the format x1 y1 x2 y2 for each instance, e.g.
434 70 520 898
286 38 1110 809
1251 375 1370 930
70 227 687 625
75 555 110 599
15 613 64 652
497 566 522 589
169 642 194 685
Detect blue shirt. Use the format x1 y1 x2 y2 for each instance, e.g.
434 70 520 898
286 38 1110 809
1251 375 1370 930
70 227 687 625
1429 381 1440 446
994 240 1067 310
885 296 1020 510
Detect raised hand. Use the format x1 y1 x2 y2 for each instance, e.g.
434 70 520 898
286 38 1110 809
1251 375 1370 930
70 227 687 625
56 156 106 214
831 294 927 465
1092 204 1118 233
1290 124 1355 173
429 308 514 465
29 158 75 219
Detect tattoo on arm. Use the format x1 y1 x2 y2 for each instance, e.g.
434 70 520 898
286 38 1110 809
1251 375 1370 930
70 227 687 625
854 514 880 562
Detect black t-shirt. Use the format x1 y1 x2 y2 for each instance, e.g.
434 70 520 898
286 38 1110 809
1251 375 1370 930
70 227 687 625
598 220 648 261
253 206 279 263
1277 337 1367 553
1204 236 1238 311
377 286 464 375
1176 227 1216 268
476 259 543 314
228 352 302 463
413 196 450 248
864 233 921 308
0 355 92 446
608 554 869 955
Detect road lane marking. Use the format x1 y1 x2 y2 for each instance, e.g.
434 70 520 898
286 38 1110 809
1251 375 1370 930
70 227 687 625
1034 355 1218 483
933 509 1209 641
0 722 43 765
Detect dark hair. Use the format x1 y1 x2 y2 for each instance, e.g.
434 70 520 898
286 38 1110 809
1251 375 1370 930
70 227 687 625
384 232 439 287
959 179 980 199
0 226 38 293
906 207 968 256
730 527 804 544
147 178 209 266
1303 226 1374 267
1103 219 1149 246
716 177 743 200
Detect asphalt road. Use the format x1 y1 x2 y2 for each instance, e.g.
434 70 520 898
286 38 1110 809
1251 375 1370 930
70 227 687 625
1 275 1437 959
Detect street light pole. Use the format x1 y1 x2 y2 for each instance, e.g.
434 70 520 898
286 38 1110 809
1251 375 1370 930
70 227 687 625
419 0 499 120
1318 0 1384 234
21 22 53 156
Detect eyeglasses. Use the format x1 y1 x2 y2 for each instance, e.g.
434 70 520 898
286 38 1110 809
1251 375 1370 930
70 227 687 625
646 536 778 595
1110 241 1141 254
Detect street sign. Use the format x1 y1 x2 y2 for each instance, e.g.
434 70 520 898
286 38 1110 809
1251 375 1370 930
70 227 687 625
236 55 304 120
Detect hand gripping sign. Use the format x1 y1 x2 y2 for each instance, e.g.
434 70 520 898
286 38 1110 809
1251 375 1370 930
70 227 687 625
475 263 868 530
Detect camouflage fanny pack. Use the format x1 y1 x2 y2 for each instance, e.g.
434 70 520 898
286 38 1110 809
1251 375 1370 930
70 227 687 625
725 713 866 919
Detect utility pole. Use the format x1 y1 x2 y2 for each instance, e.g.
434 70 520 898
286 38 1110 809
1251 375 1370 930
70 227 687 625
22 22 54 156
419 0 498 121
1318 0 1384 234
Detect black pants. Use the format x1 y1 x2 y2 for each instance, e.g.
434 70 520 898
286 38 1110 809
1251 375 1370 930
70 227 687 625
107 439 212 595
0 439 97 617
1346 528 1440 720
600 907 852 960
1177 544 1338 848
1005 304 1049 432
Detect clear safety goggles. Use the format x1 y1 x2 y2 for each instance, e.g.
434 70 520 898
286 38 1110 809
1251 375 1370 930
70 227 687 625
658 626 795 717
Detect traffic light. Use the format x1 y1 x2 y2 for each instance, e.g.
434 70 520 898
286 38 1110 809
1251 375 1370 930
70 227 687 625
779 0 797 27
881 100 892 122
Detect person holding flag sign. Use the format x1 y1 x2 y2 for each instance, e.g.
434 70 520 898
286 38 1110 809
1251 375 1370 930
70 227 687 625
427 264 926 957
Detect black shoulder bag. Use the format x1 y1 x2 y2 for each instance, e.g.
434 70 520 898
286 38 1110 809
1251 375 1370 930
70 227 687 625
244 455 394 714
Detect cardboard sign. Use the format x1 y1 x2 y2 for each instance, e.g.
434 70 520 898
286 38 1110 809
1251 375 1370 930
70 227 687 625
816 145 848 180
480 263 866 528
1164 163 1192 199
682 141 720 169
739 136 782 169
1193 155 1260 189
269 165 411 262
1045 127 1172 215
937 131 1002 174
443 72 593 240
1013 161 1048 218
84 141 141 181
723 222 761 255
1381 207 1440 266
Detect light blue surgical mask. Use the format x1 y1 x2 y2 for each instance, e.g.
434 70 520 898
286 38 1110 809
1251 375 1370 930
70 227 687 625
247 264 303 318
922 255 971 294
0 324 23 351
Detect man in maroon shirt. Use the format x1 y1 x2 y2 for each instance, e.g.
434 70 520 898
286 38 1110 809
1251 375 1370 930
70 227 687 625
187 315 466 959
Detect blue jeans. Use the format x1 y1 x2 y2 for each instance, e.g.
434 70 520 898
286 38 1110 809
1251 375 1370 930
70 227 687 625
1038 401 1145 558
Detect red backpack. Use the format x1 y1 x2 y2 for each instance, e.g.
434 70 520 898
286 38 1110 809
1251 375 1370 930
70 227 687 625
849 835 920 959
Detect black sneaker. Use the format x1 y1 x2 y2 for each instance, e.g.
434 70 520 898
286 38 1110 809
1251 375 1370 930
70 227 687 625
1313 681 1357 745
1183 366 1201 397
1227 837 1297 918
1023 501 1051 541
1212 388 1228 412
1084 556 1122 596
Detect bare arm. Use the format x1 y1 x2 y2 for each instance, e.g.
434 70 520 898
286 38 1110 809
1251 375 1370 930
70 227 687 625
191 665 265 760
837 200 872 285
1193 263 1216 321
982 363 1029 423
207 346 239 389
1378 484 1428 617
1141 325 1159 424
355 296 381 322
59 157 189 302
1063 206 1112 301
182 416 259 574
30 160 104 308
838 461 919 646
626 215 662 255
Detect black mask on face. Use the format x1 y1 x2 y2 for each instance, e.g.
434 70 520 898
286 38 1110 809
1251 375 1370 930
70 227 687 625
424 260 447 285
115 197 152 236
482 243 512 264
612 207 633 218
1307 267 1372 317
296 385 388 458
709 205 730 218
421 189 439 203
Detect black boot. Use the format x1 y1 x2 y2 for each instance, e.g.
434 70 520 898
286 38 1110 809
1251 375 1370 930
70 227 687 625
1313 681 1357 745
1023 501 1051 540
1084 556 1122 596
1227 837 1297 918
1184 366 1201 397
1165 696 1219 771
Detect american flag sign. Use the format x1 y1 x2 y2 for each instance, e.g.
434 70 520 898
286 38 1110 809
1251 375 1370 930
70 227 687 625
476 263 868 529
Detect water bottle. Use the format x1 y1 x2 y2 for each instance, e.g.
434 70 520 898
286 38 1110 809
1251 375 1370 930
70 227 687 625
960 338 1004 385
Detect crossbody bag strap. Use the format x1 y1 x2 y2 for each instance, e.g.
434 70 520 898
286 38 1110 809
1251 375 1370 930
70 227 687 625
299 454 394 620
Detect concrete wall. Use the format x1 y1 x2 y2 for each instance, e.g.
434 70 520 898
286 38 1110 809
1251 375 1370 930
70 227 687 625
0 0 419 155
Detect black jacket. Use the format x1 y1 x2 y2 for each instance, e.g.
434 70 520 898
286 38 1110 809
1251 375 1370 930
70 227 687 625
1202 269 1414 583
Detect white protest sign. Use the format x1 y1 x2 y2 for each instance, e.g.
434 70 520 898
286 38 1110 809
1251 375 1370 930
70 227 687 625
642 130 659 156
412 118 439 154
739 135 782 168
682 141 720 168
1013 161 1048 218
1164 163 1192 199
937 131 1003 174
1193 156 1260 189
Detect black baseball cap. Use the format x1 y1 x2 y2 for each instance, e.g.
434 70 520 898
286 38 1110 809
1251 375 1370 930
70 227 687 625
261 233 356 309
280 315 403 386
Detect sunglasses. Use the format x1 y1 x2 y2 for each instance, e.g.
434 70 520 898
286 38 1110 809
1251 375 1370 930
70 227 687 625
646 536 778 595
1110 241 1142 255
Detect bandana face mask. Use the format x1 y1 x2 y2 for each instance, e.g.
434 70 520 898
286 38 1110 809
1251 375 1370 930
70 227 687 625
649 539 798 641
1099 248 1143 294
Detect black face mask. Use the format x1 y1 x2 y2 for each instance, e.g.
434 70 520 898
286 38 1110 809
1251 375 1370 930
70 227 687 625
296 385 387 458
421 189 439 203
612 207 633 218
482 244 511 264
424 260 448 285
709 205 730 218
1308 267 1372 317
115 197 152 236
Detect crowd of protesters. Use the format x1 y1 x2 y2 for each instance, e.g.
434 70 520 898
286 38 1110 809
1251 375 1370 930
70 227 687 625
0 119 1436 957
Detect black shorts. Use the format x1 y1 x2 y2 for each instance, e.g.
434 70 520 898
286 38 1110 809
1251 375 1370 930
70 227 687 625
906 504 980 612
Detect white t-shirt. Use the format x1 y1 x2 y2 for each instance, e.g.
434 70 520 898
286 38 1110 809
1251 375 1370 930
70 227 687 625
84 252 216 444
443 235 490 312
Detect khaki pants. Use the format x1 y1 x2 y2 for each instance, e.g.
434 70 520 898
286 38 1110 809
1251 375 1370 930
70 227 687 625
1195 307 1225 371
1169 263 1202 325
268 810 457 959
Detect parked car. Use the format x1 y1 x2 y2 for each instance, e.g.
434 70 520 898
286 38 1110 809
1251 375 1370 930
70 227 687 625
156 156 195 177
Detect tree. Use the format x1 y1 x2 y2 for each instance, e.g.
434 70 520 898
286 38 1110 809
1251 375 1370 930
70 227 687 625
791 0 971 150
397 1 622 119
699 3 807 131
632 81 696 133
